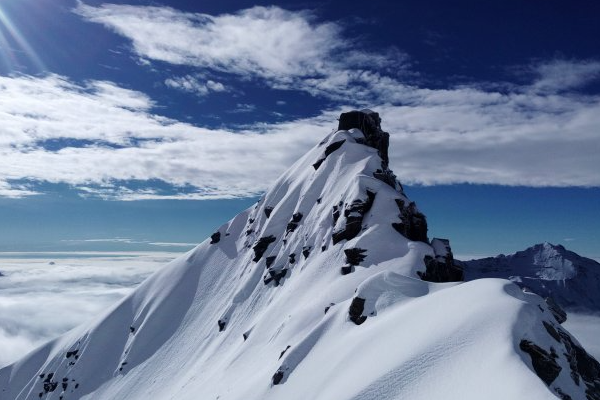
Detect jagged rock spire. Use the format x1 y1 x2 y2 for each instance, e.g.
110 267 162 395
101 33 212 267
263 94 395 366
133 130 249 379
338 109 390 167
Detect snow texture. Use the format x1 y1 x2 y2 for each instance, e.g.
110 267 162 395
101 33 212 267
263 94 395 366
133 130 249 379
1 114 598 400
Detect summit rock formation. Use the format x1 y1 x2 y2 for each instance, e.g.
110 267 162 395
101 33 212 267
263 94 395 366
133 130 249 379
1 111 598 400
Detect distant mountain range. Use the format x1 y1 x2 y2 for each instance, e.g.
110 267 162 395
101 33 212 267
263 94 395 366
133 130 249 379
462 242 600 314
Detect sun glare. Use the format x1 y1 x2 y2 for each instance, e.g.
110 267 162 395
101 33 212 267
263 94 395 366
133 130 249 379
0 4 45 72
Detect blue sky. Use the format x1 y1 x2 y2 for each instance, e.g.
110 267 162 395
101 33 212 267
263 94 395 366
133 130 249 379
0 0 599 258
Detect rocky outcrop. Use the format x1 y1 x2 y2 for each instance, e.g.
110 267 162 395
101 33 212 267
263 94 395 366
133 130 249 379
313 140 346 170
332 190 376 245
252 236 276 262
338 109 397 189
519 340 562 385
210 231 221 244
545 296 567 324
521 316 600 400
338 110 389 166
418 238 464 283
391 199 428 243
286 212 303 234
348 297 367 325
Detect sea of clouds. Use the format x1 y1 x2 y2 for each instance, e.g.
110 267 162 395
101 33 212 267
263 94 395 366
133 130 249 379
0 252 180 367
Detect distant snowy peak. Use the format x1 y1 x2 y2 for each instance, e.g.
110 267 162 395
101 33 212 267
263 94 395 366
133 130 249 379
462 242 600 312
531 242 576 280
463 242 596 280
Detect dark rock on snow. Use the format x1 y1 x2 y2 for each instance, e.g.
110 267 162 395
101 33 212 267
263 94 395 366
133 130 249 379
252 236 276 262
302 246 311 259
264 268 288 286
265 256 276 269
344 248 367 266
272 370 284 385
391 199 428 243
519 340 562 385
313 139 346 170
264 206 274 218
210 231 221 244
545 296 568 324
348 297 367 325
338 110 389 166
417 238 463 283
286 212 303 234
279 345 291 359
340 265 354 275
332 191 376 245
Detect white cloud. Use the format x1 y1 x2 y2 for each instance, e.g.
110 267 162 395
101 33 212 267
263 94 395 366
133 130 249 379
73 3 410 101
164 75 227 96
531 59 600 93
0 180 39 198
0 253 176 366
74 4 344 77
1 72 600 199
62 238 198 248
230 103 256 113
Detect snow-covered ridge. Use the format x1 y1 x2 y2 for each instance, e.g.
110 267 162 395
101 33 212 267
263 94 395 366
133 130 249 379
1 111 598 400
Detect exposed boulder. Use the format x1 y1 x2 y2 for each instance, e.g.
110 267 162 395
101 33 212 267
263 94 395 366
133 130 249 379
210 231 221 244
348 297 367 325
252 236 276 262
302 246 311 259
264 206 274 218
264 268 288 286
272 370 284 385
345 248 367 265
340 266 354 275
286 212 303 234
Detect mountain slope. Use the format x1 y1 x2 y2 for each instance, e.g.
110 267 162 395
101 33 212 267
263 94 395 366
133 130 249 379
462 242 600 313
2 111 599 400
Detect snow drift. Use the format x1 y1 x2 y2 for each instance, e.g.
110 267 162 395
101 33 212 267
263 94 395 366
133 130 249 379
1 110 599 400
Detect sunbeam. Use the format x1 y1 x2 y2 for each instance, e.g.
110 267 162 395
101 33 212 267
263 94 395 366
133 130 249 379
0 5 45 72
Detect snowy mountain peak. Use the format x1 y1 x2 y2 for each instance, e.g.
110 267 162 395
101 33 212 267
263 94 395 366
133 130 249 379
529 242 576 280
2 112 599 400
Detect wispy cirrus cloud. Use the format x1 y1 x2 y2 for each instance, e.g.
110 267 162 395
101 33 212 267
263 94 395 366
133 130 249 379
73 2 412 101
530 59 600 94
62 238 197 248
